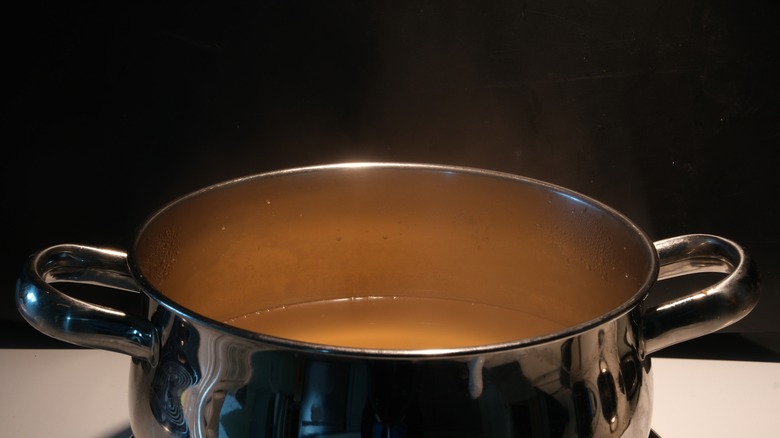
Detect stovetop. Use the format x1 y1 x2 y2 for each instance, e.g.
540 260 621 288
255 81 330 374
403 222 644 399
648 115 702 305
2 349 777 437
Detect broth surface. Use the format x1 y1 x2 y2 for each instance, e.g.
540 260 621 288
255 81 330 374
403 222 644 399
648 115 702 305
224 296 566 349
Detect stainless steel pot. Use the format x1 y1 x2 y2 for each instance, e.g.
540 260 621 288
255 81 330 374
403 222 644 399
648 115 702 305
16 163 758 437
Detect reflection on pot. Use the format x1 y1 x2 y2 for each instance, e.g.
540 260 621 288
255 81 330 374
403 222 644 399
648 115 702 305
130 305 651 437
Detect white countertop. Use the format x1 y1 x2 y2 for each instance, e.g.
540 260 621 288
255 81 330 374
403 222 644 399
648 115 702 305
2 349 778 438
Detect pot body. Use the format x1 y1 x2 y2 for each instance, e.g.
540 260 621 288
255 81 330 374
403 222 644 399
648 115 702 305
16 163 759 437
129 305 650 437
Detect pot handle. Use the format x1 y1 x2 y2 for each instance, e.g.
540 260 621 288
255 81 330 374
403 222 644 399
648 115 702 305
16 244 158 364
642 234 759 355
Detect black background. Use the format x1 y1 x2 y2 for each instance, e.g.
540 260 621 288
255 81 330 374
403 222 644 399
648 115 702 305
5 0 779 359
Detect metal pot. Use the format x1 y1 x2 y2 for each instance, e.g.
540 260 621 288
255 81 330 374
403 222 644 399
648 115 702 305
16 163 758 437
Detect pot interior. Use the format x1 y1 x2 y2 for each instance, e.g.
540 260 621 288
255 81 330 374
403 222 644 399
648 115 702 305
133 164 655 344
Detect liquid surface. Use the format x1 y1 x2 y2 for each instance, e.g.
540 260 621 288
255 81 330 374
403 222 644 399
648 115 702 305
224 296 566 349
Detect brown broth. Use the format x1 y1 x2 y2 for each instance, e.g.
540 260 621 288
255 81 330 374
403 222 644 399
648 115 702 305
224 296 566 349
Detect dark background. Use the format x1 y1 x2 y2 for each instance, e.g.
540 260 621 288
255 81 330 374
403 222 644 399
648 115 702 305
5 0 779 360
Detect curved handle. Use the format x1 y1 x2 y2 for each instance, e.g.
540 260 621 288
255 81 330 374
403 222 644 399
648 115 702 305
642 234 759 355
16 244 158 364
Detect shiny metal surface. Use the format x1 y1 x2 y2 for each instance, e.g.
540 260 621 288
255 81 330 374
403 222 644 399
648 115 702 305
126 304 652 437
16 244 157 364
129 432 670 438
643 235 760 354
127 429 667 438
15 163 758 437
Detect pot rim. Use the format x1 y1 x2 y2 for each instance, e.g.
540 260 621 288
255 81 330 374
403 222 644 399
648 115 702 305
129 162 659 358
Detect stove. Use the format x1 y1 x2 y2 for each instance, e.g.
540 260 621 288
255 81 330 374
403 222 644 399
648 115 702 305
2 349 777 437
